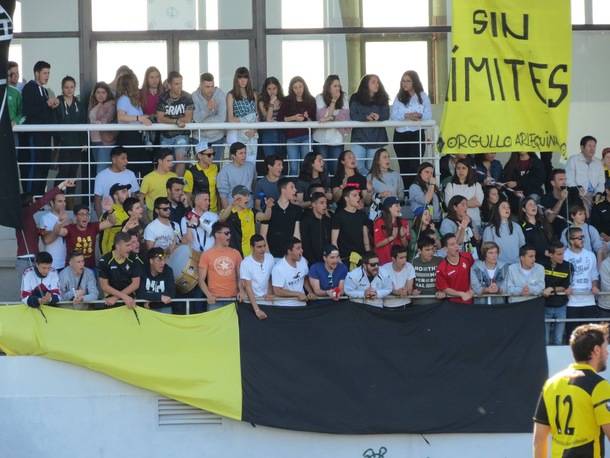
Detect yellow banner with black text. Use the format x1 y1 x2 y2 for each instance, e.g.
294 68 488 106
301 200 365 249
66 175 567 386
439 0 571 155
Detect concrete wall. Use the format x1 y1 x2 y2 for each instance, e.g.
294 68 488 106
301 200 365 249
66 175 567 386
0 347 596 458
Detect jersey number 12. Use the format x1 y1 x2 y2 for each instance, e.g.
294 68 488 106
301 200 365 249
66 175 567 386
555 395 575 435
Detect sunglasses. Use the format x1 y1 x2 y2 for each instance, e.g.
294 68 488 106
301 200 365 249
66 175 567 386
367 262 379 267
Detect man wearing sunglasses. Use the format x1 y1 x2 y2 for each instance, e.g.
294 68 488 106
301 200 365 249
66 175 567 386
184 141 220 213
144 197 180 254
564 226 601 338
198 221 244 311
344 251 393 307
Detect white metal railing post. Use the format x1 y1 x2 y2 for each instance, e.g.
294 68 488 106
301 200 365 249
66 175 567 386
87 130 92 204
433 123 441 179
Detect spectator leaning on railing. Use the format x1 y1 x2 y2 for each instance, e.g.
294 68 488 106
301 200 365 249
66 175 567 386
435 233 475 304
505 245 545 304
58 250 99 309
21 251 61 308
563 226 601 338
542 242 572 346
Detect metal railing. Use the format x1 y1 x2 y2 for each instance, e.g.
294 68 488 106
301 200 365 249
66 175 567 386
13 120 439 198
3 291 610 321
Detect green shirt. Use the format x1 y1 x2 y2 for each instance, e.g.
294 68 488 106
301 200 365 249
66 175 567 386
7 86 24 125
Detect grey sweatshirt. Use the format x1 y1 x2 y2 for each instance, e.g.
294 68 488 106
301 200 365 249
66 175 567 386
408 182 442 221
505 262 545 303
217 161 256 206
482 221 525 264
191 87 227 142
58 266 99 306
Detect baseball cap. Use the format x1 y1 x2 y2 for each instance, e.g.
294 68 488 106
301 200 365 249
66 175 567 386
109 183 132 196
322 244 339 257
231 185 251 197
195 141 211 154
382 196 400 210
413 206 425 217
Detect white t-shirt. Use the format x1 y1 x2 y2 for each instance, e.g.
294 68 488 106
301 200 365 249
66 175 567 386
240 253 275 305
144 219 179 250
564 248 599 307
271 257 309 307
380 261 416 307
486 267 497 279
39 212 66 270
180 211 218 252
94 168 140 198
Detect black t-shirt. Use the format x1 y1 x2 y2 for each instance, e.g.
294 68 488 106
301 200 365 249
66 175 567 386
170 202 188 227
331 208 368 259
98 252 143 293
300 210 332 264
330 173 367 191
262 202 303 257
156 91 194 137
591 199 610 236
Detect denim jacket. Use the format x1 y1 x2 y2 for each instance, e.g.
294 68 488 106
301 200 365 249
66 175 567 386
470 260 508 305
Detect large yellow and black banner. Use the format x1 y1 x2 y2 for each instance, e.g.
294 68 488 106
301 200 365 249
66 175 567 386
0 300 548 434
439 0 571 155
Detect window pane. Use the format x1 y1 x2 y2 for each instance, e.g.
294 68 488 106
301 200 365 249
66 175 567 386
10 39 80 94
96 41 168 87
365 41 428 99
363 0 429 27
281 40 325 94
266 0 361 28
267 0 437 28
593 0 610 24
179 40 249 93
14 0 78 32
267 34 431 97
572 0 586 24
92 0 251 31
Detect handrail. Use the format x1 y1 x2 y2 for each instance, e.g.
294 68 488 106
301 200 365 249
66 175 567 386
13 120 437 133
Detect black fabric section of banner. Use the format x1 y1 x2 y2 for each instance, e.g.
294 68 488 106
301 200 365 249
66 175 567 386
0 0 21 229
238 299 548 434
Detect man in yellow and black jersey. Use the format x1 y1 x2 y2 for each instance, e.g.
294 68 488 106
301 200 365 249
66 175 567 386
99 183 130 255
219 185 255 258
533 323 610 458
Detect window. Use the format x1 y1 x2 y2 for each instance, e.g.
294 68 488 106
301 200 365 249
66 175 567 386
362 0 429 27
267 0 360 28
593 0 610 24
92 0 251 31
96 41 168 87
179 40 249 93
365 41 429 99
10 38 80 93
572 0 586 24
14 0 78 33
281 40 325 94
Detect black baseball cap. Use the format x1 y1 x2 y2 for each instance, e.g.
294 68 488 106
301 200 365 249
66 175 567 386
109 183 132 196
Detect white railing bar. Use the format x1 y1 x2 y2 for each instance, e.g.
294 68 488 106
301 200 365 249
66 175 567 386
13 120 436 133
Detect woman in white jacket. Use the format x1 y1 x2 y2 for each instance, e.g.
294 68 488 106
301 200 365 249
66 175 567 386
444 159 484 231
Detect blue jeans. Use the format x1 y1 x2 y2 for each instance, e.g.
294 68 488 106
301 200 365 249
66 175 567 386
259 129 285 158
317 144 343 175
207 299 236 312
286 134 312 176
350 144 379 175
92 143 113 175
160 134 190 160
545 306 566 345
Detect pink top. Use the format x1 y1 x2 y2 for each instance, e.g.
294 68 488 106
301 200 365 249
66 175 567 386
89 101 117 145
141 90 160 116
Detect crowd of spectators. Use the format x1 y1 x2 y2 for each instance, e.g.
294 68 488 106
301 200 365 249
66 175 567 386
8 60 610 346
